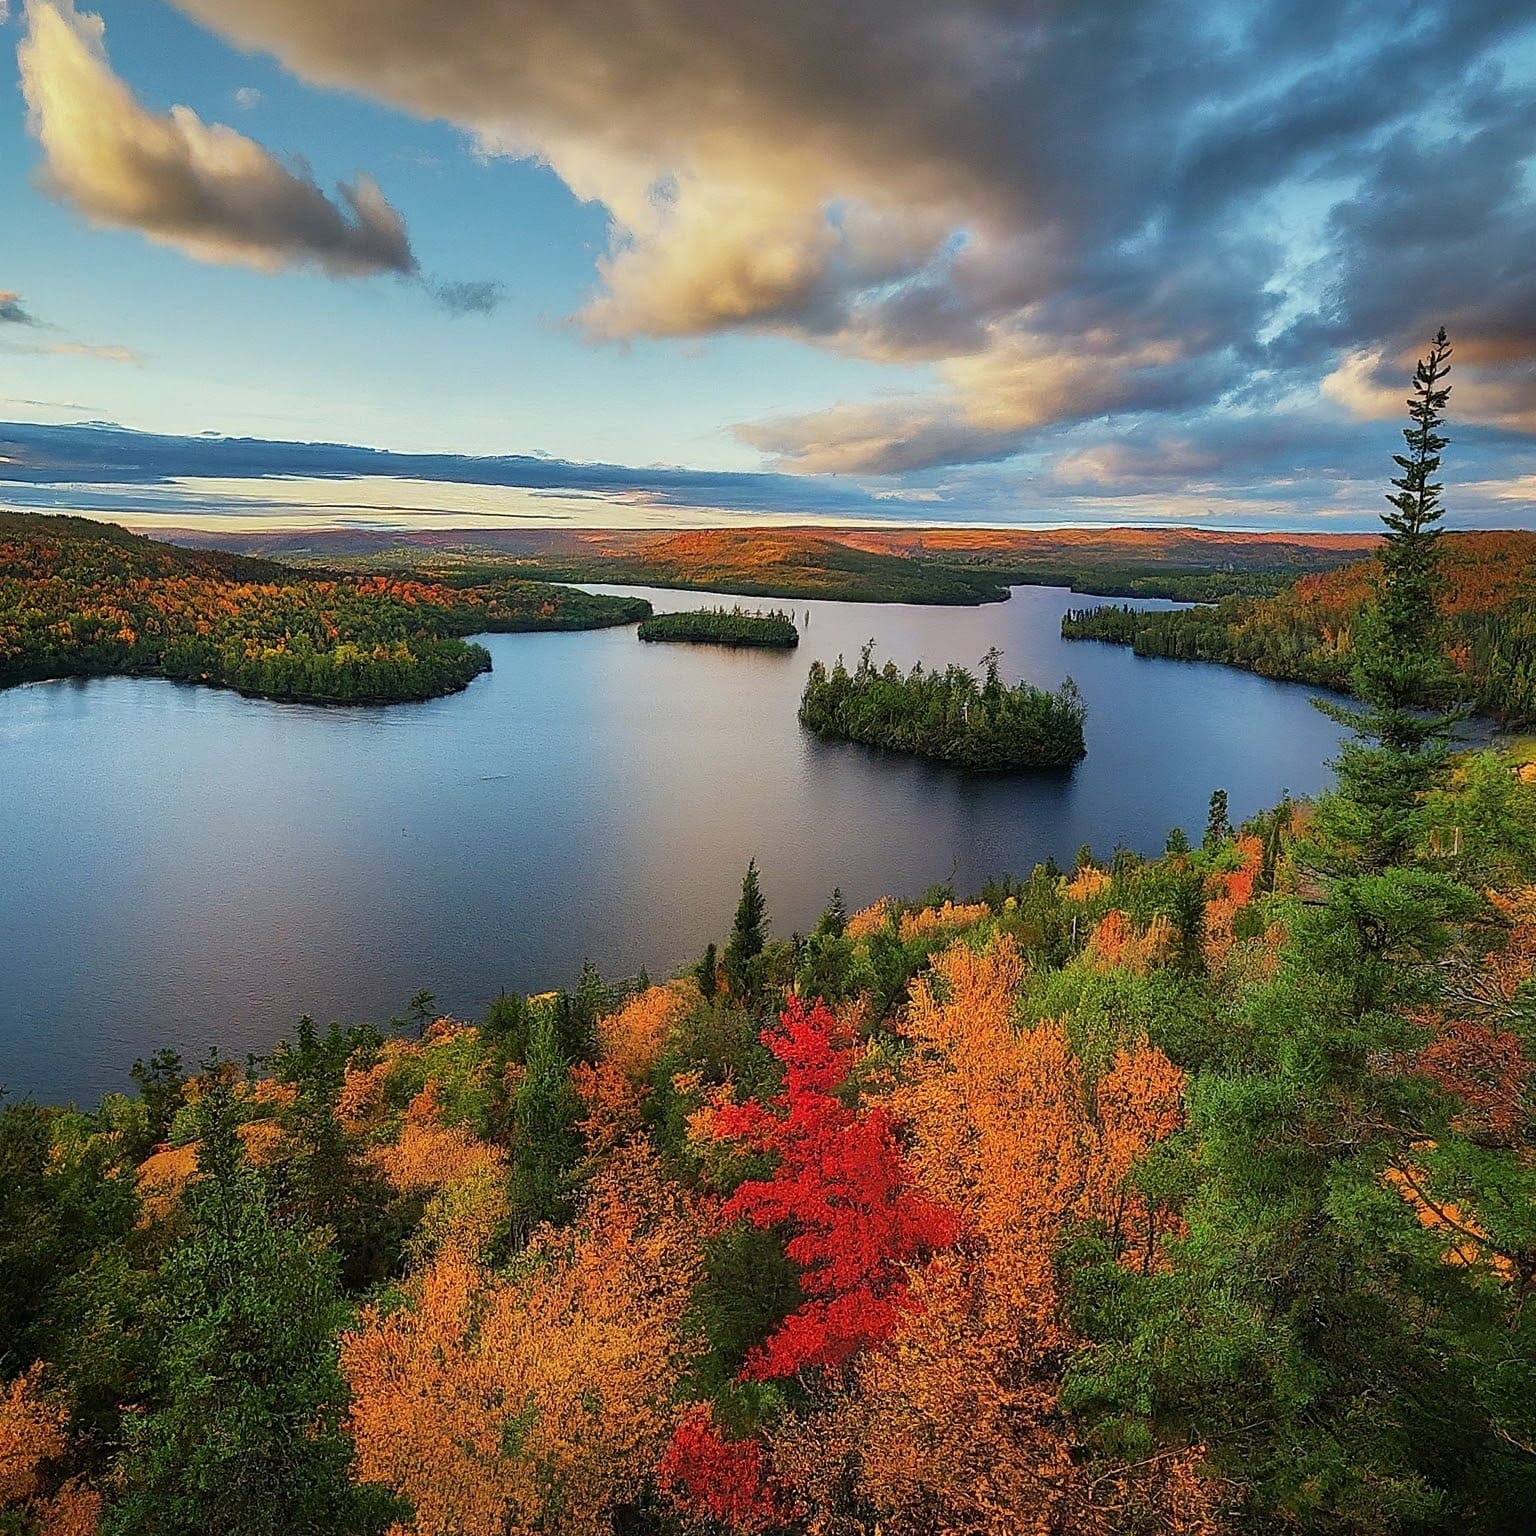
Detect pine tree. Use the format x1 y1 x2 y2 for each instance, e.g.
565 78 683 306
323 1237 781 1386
695 942 719 1002
508 1006 584 1237
1069 331 1527 1525
724 861 768 1003
1317 327 1462 870
1203 788 1231 850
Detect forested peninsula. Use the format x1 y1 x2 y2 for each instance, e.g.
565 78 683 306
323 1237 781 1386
637 607 799 647
799 642 1087 769
1063 527 1536 726
0 512 649 704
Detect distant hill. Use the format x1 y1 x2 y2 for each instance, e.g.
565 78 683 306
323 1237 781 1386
165 523 1380 605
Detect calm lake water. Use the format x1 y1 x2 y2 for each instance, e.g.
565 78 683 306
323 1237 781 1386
1 583 1349 1105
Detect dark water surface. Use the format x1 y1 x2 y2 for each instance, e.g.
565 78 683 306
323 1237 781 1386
2 583 1347 1104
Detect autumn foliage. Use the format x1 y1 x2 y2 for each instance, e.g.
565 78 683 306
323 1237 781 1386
595 982 692 1083
342 1146 702 1536
21 731 1536 1532
656 1405 788 1533
0 1368 100 1536
762 936 1206 1534
0 511 647 705
706 996 960 1380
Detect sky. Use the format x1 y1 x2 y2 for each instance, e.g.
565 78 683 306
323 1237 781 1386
1 0 1533 533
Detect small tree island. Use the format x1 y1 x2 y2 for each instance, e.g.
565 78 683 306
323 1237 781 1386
799 642 1087 769
637 606 800 648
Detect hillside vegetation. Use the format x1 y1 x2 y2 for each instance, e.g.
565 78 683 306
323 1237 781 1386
0 512 649 704
1064 528 1536 724
9 335 1533 1534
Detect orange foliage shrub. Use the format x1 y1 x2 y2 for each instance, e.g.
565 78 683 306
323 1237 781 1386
0 1370 98 1534
1203 836 1265 976
368 1081 508 1261
242 1077 297 1113
336 1055 395 1135
409 1163 512 1267
1202 897 1239 976
1222 835 1264 907
0 1366 65 1505
897 900 990 945
573 1059 646 1155
845 898 893 939
368 1082 504 1193
1063 865 1112 903
596 983 693 1082
134 1141 201 1226
36 1480 102 1536
1086 910 1174 974
341 1147 702 1536
236 1117 290 1167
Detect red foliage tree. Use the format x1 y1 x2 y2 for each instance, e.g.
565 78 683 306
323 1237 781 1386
657 1404 787 1533
1414 1020 1532 1142
709 997 959 1380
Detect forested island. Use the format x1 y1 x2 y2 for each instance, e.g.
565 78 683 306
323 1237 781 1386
637 607 799 648
1063 527 1536 726
799 641 1087 769
0 512 650 705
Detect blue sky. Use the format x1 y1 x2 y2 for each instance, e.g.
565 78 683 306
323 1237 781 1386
2 0 1533 532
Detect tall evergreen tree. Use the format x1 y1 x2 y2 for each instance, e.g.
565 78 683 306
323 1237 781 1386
695 941 719 1001
1317 327 1462 871
724 860 768 1003
508 1006 585 1238
1203 788 1231 850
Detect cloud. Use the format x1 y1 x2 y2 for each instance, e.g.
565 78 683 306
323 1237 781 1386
0 288 140 361
429 278 505 318
232 85 261 110
18 1 416 278
0 419 889 518
5 417 1532 531
0 291 43 326
158 0 1536 476
0 338 141 364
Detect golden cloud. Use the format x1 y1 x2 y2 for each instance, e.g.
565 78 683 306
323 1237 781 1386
19 0 416 278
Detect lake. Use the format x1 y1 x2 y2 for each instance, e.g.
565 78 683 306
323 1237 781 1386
1 582 1349 1105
